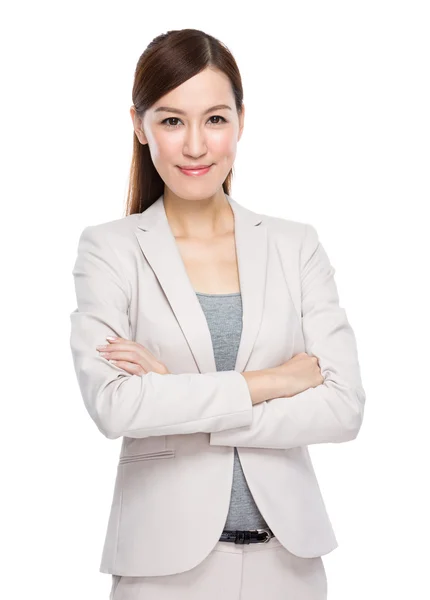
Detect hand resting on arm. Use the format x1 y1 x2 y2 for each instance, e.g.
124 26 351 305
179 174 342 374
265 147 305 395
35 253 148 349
242 353 324 406
210 223 366 450
70 225 255 440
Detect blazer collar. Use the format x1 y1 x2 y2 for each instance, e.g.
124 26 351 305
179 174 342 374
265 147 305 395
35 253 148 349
134 193 268 374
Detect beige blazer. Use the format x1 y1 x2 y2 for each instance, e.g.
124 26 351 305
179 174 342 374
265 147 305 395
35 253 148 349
69 193 365 577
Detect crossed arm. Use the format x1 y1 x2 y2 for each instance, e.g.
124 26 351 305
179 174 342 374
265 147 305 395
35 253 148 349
210 223 366 449
70 223 365 447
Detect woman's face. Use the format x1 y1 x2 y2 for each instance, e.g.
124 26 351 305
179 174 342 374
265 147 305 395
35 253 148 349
130 67 245 200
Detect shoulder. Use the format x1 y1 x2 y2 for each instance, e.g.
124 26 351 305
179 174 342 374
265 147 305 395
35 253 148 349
74 213 141 255
260 211 318 248
257 210 324 271
78 213 140 241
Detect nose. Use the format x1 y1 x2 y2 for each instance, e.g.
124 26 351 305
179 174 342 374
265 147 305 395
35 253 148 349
183 124 208 157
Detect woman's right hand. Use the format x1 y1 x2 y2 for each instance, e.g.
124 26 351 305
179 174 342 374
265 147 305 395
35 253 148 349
272 352 325 397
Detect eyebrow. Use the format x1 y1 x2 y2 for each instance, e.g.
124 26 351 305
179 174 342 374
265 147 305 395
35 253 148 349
154 104 232 116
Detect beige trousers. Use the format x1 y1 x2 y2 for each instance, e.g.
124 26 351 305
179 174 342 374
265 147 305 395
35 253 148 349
109 536 328 600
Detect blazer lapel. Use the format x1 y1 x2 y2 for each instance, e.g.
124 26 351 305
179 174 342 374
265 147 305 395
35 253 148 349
134 193 268 375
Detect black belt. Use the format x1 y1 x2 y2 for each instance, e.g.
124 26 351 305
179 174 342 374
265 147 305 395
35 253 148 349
219 528 274 544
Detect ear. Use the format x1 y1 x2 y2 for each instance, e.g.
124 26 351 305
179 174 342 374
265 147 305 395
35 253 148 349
130 105 148 145
238 103 245 141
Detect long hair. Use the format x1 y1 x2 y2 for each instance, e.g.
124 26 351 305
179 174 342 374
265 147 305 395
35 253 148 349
124 28 244 217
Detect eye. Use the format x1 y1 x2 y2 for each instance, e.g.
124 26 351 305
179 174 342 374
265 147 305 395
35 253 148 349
161 117 181 129
161 115 227 129
208 115 227 125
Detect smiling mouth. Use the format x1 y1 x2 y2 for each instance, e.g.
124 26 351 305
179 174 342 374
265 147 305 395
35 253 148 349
177 164 214 176
178 164 213 170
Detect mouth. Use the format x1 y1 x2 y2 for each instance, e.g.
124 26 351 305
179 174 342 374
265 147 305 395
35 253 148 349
177 164 213 176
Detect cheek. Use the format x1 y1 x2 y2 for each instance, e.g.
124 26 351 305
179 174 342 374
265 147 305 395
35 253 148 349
210 131 237 158
149 131 180 163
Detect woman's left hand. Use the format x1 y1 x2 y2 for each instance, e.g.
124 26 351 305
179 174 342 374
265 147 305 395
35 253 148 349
96 337 170 375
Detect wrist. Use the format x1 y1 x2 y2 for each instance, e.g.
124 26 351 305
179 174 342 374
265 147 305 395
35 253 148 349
260 367 289 400
241 368 286 405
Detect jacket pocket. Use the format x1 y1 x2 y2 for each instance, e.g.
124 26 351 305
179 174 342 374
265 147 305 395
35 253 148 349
121 434 171 458
118 449 175 464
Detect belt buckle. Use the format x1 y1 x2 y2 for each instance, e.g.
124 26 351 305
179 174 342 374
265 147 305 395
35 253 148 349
255 528 272 543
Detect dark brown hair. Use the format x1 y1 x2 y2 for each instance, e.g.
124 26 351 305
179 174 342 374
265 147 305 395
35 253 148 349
124 28 244 217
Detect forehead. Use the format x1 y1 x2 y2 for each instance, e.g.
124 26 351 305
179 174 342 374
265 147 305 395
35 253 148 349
152 68 233 113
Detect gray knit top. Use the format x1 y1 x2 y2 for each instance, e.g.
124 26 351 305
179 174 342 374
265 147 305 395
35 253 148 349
196 291 269 530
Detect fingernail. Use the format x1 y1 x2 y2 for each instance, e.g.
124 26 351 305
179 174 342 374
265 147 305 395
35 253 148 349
106 336 117 341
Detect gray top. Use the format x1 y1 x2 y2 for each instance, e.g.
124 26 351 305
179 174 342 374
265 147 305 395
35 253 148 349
196 291 269 530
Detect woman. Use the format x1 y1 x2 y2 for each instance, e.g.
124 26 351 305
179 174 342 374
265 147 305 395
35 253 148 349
70 28 366 600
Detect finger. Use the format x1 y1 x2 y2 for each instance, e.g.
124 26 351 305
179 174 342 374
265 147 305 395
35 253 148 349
97 343 130 352
106 338 131 347
99 350 140 363
101 340 156 362
104 340 147 354
106 338 154 357
101 350 156 375
97 342 142 355
99 345 156 368
98 344 163 374
106 337 125 344
110 360 147 375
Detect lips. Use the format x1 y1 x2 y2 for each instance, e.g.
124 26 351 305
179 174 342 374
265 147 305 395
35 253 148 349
178 165 212 170
177 164 213 176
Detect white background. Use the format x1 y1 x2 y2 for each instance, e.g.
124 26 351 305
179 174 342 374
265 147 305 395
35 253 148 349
1 1 429 598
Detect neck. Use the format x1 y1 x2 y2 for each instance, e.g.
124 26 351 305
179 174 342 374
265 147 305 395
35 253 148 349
163 189 233 240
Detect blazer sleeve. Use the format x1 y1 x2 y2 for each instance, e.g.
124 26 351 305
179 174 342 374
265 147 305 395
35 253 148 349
209 223 366 450
69 225 253 440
